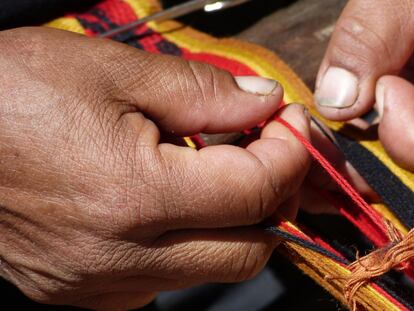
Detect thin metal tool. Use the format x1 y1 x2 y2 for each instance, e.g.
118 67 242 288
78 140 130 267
99 0 254 38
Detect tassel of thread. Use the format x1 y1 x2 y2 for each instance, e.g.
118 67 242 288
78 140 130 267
332 227 414 310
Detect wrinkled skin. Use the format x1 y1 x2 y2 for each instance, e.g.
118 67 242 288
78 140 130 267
0 27 312 310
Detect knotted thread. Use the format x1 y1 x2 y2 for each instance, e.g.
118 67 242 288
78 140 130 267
276 116 414 310
341 227 414 310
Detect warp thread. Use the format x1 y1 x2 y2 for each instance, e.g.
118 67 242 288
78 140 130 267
276 116 414 310
275 117 386 236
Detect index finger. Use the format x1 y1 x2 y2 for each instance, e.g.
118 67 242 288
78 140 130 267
142 104 311 231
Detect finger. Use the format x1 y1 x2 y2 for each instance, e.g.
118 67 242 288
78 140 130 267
73 291 156 311
116 52 283 136
377 76 414 170
143 226 279 283
315 0 414 121
145 104 310 231
10 27 283 136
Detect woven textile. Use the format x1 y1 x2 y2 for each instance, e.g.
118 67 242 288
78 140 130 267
45 1 414 309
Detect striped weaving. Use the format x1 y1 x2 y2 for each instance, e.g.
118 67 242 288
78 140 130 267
45 0 414 309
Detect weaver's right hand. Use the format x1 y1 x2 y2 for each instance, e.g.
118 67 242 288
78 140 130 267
315 0 414 171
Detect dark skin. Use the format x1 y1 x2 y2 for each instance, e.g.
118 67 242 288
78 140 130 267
0 27 313 310
1 9 392 307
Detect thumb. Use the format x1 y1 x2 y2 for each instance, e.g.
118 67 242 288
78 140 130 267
315 0 414 121
117 52 282 135
377 75 414 171
15 27 282 136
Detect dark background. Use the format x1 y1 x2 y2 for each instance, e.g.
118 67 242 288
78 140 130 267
0 0 291 36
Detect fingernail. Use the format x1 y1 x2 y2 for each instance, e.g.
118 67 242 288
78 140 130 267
375 82 386 119
315 67 359 108
234 76 279 96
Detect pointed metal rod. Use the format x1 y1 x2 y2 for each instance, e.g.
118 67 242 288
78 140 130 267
99 0 253 38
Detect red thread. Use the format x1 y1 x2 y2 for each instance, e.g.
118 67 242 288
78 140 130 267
314 186 389 246
275 117 389 243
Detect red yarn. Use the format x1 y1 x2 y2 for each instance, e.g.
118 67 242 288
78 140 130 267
275 117 389 244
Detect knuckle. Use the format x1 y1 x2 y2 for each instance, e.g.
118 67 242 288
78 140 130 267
255 164 287 219
258 175 278 218
260 151 307 212
243 174 274 223
237 165 283 225
188 61 221 97
178 60 227 110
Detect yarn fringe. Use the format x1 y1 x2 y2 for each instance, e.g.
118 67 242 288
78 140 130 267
327 225 414 310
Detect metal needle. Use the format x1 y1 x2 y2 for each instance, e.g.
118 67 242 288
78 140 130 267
99 0 254 38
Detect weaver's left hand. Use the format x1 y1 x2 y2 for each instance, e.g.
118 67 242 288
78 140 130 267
0 26 312 310
314 0 414 171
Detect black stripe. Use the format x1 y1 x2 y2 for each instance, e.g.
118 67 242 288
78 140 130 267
76 8 146 49
265 225 349 265
333 132 414 228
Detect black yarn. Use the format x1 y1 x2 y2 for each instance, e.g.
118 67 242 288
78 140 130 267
334 132 414 228
265 225 349 265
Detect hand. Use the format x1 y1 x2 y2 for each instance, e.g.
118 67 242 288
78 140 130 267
0 27 311 310
314 0 414 170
